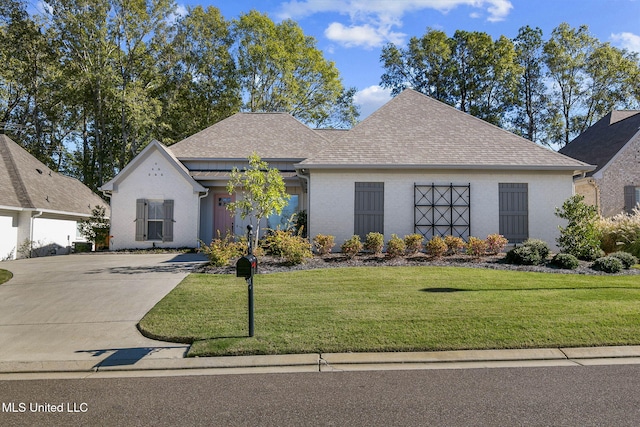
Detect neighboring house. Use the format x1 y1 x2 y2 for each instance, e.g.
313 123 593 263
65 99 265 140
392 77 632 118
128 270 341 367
0 134 109 259
101 89 593 251
559 111 640 217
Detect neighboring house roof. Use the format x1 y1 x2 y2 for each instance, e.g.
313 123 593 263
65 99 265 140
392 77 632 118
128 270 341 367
169 112 331 160
298 89 594 172
100 139 206 193
559 110 640 176
0 134 107 216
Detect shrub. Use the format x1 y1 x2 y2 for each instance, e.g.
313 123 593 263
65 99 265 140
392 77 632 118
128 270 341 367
486 234 508 255
465 237 488 257
555 195 602 260
592 256 623 274
609 251 638 269
444 235 465 255
598 208 640 258
404 234 424 254
364 232 385 255
341 235 363 259
521 239 550 260
426 236 447 258
313 234 335 255
262 229 312 265
200 233 244 267
505 245 542 266
386 234 406 258
551 253 579 270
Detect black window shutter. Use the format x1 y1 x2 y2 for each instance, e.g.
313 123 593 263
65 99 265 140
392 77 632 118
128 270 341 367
624 186 636 214
135 199 146 241
163 199 174 242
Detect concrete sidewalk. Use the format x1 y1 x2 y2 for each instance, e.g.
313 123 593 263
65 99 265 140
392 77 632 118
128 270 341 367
3 346 640 380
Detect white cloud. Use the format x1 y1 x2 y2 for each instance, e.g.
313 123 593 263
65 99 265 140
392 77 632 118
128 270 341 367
354 85 392 119
611 32 640 53
279 0 513 48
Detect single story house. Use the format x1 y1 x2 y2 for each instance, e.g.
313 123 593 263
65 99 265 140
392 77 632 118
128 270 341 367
559 110 640 217
101 89 593 251
0 134 109 259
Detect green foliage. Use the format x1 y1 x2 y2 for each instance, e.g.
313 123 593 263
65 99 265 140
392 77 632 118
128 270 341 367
505 239 550 266
609 252 638 270
363 232 384 255
555 195 603 260
551 253 579 270
486 234 508 254
444 235 465 255
592 256 624 274
199 234 243 267
521 239 551 260
425 236 447 258
465 237 488 257
312 234 335 256
294 210 307 237
226 153 289 245
404 234 424 255
341 235 363 259
386 234 406 258
78 205 110 246
262 229 312 265
598 208 640 258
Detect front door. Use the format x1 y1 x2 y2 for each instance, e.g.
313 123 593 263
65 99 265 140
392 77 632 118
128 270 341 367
214 193 235 237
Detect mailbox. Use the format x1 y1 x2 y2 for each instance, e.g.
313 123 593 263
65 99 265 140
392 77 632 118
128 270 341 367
236 254 258 278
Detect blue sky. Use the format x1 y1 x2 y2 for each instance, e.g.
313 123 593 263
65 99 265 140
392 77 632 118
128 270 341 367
184 0 639 119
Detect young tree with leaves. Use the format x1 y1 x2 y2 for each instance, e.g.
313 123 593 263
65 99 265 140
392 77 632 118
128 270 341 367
226 153 290 246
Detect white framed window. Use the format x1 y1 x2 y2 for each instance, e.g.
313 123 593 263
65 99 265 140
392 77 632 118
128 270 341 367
135 199 174 242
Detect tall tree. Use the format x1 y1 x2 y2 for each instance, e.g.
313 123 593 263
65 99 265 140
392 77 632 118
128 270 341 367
233 10 357 127
542 23 597 147
511 26 548 143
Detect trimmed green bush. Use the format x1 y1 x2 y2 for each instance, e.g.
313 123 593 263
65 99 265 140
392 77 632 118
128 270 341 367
521 239 550 260
313 234 335 255
386 234 406 258
341 235 363 259
426 236 447 258
262 230 312 265
555 195 603 260
609 251 638 269
404 234 424 254
551 253 579 270
364 232 385 255
592 256 624 274
505 245 542 266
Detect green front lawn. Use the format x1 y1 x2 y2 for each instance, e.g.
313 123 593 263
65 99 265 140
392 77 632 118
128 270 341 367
138 266 640 357
0 269 12 285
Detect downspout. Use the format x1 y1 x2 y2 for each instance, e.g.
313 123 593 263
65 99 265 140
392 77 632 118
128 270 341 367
101 190 113 250
30 210 43 256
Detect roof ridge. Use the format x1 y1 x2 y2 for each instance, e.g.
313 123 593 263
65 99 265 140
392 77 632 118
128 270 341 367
0 135 34 208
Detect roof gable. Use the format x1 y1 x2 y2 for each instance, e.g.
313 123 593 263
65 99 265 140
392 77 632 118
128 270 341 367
0 134 107 215
299 89 592 172
100 139 206 193
169 112 330 160
559 111 640 175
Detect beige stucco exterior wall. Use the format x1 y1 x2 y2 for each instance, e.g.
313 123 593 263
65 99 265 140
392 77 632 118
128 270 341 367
593 132 640 217
308 169 575 251
108 149 202 250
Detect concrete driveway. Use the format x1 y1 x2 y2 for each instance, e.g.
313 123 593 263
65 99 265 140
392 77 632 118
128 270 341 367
0 253 207 370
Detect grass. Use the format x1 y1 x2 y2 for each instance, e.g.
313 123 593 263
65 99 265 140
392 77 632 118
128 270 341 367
138 266 640 357
0 269 12 285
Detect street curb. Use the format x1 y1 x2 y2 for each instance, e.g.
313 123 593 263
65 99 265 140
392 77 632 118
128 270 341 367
3 346 640 375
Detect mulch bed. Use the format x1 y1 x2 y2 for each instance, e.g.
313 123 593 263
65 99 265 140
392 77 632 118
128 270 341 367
196 253 640 276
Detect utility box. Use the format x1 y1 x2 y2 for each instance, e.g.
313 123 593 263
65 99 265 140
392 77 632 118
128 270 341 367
236 254 258 278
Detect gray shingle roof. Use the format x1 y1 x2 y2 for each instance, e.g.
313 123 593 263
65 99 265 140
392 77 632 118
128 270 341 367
559 111 640 176
0 134 107 215
298 89 594 171
169 112 330 160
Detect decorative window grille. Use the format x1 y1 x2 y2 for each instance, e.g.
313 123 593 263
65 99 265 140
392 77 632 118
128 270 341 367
414 183 470 240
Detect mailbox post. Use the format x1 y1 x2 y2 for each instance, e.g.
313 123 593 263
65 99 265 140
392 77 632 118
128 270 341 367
236 225 257 337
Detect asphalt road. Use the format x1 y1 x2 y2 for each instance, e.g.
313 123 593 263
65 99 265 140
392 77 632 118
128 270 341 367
2 364 640 426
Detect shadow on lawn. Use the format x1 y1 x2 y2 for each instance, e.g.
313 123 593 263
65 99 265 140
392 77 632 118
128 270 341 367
421 286 640 293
